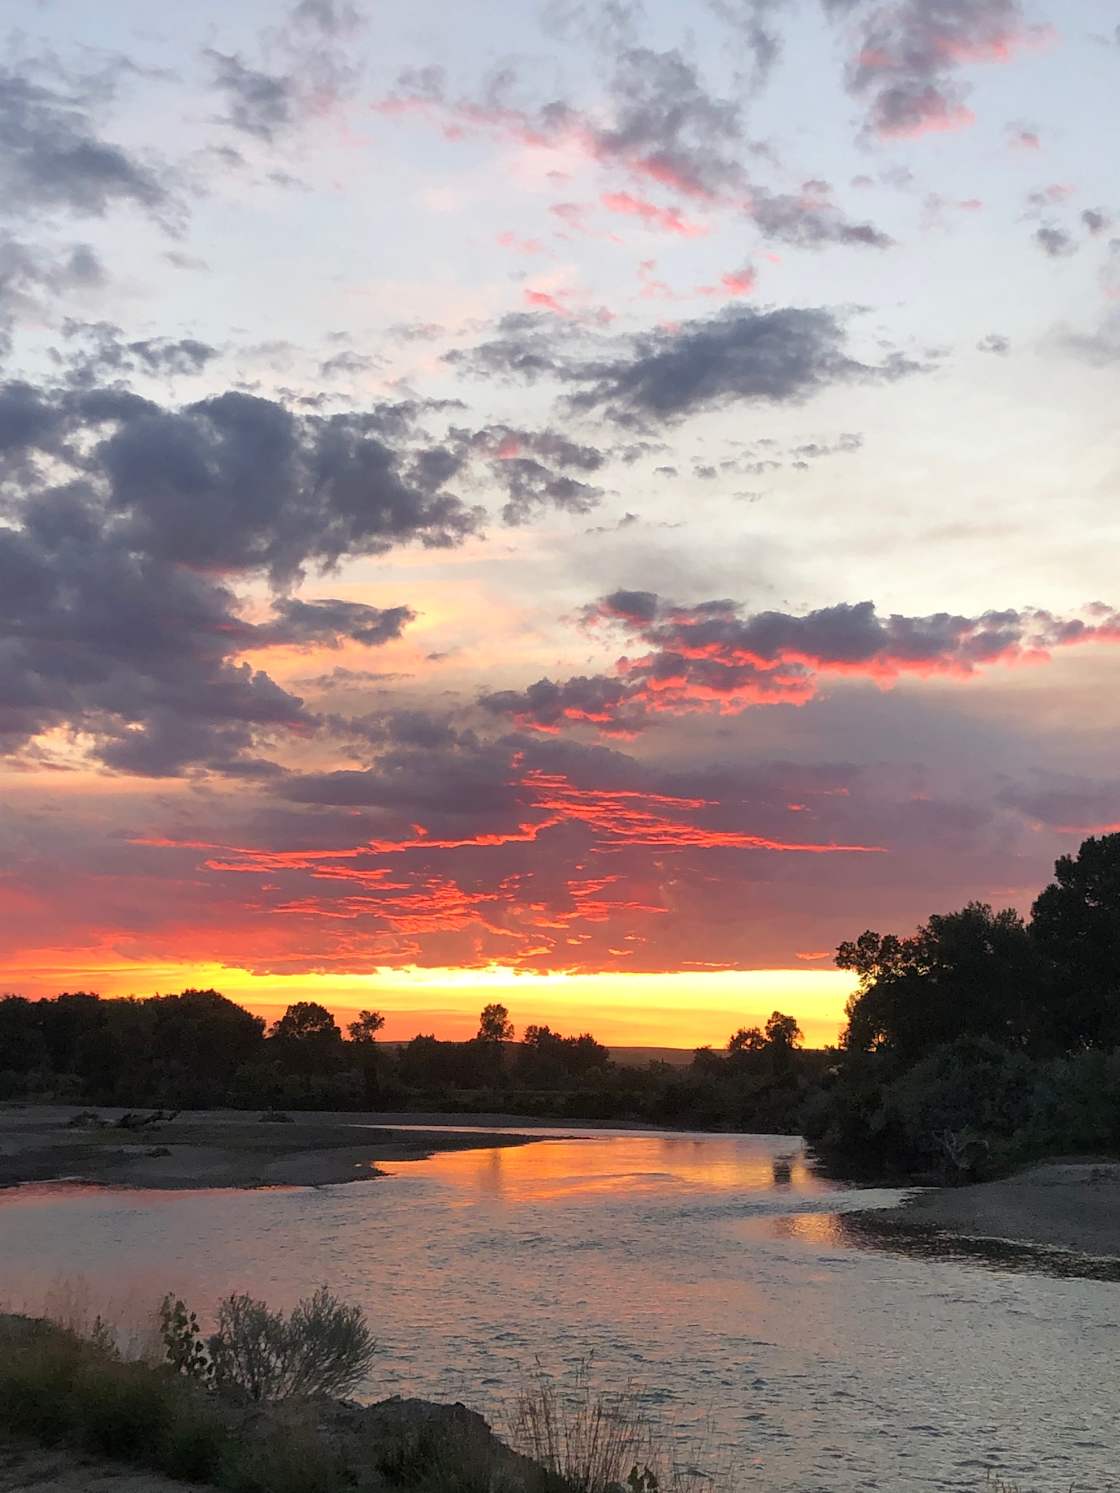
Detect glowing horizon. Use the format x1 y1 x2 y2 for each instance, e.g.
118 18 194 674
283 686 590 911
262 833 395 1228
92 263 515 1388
2 0 1118 1041
3 958 857 1050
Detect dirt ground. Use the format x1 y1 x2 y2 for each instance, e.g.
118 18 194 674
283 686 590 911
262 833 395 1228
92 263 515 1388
0 1105 539 1190
0 1438 214 1493
871 1159 1120 1255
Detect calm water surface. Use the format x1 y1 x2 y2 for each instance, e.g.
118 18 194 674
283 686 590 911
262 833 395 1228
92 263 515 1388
1 1128 1116 1492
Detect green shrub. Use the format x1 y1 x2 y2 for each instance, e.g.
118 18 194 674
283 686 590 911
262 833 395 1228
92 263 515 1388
221 1414 351 1493
70 1356 179 1458
160 1293 213 1383
209 1286 377 1402
159 1404 231 1482
0 1319 86 1443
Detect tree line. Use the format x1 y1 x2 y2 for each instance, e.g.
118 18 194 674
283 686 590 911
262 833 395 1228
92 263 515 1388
0 983 818 1131
2 832 1118 1173
805 832 1120 1174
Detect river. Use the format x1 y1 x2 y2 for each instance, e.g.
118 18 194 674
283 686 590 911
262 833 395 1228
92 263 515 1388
1 1127 1116 1491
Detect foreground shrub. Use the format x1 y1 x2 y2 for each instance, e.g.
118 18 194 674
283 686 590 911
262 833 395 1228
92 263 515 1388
208 1285 378 1401
0 1314 229 1474
220 1410 349 1493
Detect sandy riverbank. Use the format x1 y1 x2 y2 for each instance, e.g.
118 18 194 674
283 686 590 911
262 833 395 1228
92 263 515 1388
0 1106 540 1190
867 1159 1120 1256
0 1436 214 1493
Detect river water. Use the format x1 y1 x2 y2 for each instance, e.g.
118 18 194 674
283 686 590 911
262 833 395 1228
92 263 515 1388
1 1127 1116 1492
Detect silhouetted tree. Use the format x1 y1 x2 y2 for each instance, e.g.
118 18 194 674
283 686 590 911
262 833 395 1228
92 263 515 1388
765 1012 803 1049
727 1026 766 1056
1032 833 1120 1050
0 996 46 1078
346 1009 386 1104
838 903 1037 1065
148 989 265 1102
269 1002 344 1077
517 1024 609 1086
37 992 107 1083
346 1010 385 1044
477 1003 513 1043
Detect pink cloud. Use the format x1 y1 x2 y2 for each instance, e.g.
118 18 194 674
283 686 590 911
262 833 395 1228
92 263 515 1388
600 191 709 237
497 231 545 255
523 287 571 315
697 266 758 298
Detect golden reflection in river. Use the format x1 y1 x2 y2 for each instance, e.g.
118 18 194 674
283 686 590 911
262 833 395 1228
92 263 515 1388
388 1134 834 1205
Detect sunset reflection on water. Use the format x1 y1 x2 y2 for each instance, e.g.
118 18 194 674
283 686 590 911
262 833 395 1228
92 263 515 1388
2 1128 1116 1492
398 1131 831 1205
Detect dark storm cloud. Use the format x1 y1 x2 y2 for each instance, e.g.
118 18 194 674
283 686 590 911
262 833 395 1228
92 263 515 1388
0 68 168 220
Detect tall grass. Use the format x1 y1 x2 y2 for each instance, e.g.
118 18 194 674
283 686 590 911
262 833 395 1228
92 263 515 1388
508 1364 726 1493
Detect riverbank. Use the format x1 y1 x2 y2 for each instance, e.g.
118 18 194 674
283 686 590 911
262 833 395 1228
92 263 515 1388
0 1309 645 1493
0 1436 215 1493
0 1106 540 1189
865 1159 1120 1256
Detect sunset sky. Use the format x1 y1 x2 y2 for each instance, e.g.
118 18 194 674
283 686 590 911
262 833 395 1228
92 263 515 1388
2 0 1119 1047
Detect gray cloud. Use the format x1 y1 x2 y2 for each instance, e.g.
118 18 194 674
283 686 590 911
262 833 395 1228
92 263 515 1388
839 0 1037 140
1082 208 1112 236
0 378 484 774
256 598 416 649
385 49 890 248
0 68 169 221
1034 225 1075 258
0 234 105 359
563 307 922 423
480 592 1120 735
750 186 894 248
705 0 789 89
57 321 219 386
206 51 298 142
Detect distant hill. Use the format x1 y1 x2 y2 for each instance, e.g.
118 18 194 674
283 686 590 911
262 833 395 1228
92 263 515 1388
378 1040 695 1067
608 1046 694 1068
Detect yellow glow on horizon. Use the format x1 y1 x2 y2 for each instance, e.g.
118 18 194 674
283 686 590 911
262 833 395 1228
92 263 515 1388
4 954 856 1048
